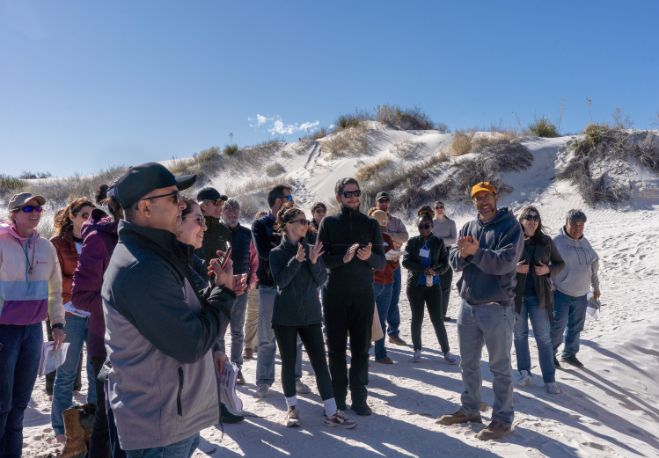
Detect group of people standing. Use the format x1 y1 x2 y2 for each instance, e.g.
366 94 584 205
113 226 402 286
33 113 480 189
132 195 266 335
0 160 601 457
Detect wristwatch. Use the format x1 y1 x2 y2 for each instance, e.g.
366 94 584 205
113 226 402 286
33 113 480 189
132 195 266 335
52 323 64 330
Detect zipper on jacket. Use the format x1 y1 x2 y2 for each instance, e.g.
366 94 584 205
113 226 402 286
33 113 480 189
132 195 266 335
177 367 184 416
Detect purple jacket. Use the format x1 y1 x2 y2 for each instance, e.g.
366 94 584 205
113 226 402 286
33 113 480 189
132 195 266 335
71 209 118 358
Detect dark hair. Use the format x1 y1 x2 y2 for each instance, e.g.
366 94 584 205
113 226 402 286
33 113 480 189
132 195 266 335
254 209 269 219
518 205 546 238
433 200 445 208
53 197 95 237
96 183 122 221
275 203 304 233
417 214 433 226
334 177 359 196
311 202 327 213
417 205 435 219
180 196 199 219
267 184 293 208
566 209 587 225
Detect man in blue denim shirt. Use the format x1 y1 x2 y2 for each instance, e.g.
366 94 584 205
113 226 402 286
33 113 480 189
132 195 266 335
436 182 523 441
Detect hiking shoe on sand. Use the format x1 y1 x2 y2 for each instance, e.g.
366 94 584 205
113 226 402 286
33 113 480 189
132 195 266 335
388 335 407 346
545 382 562 394
284 407 300 428
296 380 311 394
517 370 532 387
236 370 246 386
256 384 269 398
243 348 254 360
351 402 372 416
561 355 584 368
375 356 394 365
412 350 422 363
476 420 512 440
436 409 482 425
324 410 357 429
443 351 459 365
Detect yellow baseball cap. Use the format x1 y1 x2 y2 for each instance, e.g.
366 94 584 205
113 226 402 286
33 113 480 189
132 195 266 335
470 181 497 198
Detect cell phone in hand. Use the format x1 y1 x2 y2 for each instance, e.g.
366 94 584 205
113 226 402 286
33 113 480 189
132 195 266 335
220 247 232 269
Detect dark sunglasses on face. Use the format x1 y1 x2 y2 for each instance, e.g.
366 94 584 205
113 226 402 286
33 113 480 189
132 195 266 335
435 205 444 209
418 223 432 230
524 214 540 222
289 218 309 226
378 198 390 203
143 190 181 204
280 195 294 202
342 190 361 198
20 205 43 213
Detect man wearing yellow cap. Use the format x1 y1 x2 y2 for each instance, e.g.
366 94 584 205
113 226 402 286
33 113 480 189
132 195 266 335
436 182 523 441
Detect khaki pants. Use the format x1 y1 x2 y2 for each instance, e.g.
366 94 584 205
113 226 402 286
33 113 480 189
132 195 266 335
243 287 260 352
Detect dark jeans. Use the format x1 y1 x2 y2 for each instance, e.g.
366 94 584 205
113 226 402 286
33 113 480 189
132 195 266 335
407 284 450 353
274 324 334 400
323 285 374 406
89 356 111 458
0 323 42 457
551 290 588 358
440 268 453 318
386 267 402 337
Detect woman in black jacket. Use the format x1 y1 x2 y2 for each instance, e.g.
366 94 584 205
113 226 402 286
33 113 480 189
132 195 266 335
269 206 356 429
513 206 565 395
402 212 458 365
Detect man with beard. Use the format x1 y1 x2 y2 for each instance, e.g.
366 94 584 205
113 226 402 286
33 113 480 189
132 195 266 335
317 178 385 416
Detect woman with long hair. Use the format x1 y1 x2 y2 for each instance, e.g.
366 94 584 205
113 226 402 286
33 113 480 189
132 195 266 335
514 206 565 394
269 206 355 428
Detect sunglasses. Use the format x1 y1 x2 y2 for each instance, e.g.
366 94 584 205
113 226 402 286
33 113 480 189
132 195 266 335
342 190 362 198
279 195 294 202
378 198 390 203
143 190 181 204
288 218 309 226
418 223 432 230
184 215 206 227
524 214 540 222
20 205 43 213
435 205 444 209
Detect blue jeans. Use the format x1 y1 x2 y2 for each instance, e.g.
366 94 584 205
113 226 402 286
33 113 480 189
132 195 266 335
514 295 555 383
255 286 301 386
52 315 96 435
551 290 588 358
373 283 393 360
457 300 515 426
217 293 248 368
125 433 199 458
386 267 402 337
0 323 43 457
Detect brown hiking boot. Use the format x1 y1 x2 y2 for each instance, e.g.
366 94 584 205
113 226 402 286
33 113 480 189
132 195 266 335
436 409 482 425
243 348 254 360
60 407 86 458
388 335 407 346
476 420 513 440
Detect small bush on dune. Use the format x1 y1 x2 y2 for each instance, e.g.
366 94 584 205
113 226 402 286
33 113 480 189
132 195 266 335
321 125 368 158
0 175 27 199
375 105 436 131
451 131 475 156
19 171 52 179
336 111 369 130
356 158 394 183
582 123 613 148
528 117 559 138
194 146 221 165
223 144 240 156
265 162 286 177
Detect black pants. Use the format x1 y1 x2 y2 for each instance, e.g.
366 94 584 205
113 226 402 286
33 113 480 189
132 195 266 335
323 285 374 406
88 356 110 458
274 324 334 400
439 268 453 318
407 284 450 353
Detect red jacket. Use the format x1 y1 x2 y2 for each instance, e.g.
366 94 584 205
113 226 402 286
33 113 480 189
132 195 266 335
50 229 79 304
373 232 397 285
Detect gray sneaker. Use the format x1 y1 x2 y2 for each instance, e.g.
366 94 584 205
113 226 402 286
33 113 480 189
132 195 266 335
545 382 562 394
517 370 532 387
412 350 422 363
256 384 269 398
324 410 357 429
443 351 459 365
284 407 300 428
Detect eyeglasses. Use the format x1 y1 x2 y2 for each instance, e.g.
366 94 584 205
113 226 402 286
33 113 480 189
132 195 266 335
342 190 361 198
143 190 181 204
288 218 309 226
313 208 326 214
279 195 294 202
524 214 540 222
19 205 43 213
435 205 444 209
184 215 206 227
418 223 432 230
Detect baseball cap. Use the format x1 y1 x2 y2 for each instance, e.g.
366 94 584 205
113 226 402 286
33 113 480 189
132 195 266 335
8 192 46 212
375 191 391 201
470 182 497 198
370 209 389 226
196 187 228 202
113 162 196 209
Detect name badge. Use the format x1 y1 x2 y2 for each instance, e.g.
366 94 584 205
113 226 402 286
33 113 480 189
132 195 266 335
419 248 430 258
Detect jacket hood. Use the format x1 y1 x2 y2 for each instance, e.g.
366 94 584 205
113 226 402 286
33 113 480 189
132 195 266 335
479 207 515 228
81 208 118 239
558 225 587 246
0 222 40 242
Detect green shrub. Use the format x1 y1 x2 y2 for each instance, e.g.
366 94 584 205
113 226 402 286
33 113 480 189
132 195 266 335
336 114 366 130
583 123 612 147
194 146 221 164
223 144 240 156
375 105 435 130
0 174 27 197
528 117 559 138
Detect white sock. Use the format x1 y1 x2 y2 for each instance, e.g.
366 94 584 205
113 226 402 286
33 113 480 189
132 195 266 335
285 396 297 409
324 398 337 417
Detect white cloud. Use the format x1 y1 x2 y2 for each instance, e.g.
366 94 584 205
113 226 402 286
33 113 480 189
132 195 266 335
250 113 320 136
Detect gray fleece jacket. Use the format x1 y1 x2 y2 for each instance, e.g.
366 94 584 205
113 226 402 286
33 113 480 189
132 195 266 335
449 208 524 305
551 226 600 297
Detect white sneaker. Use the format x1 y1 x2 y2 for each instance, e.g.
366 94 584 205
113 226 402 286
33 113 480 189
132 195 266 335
256 384 269 398
545 382 561 394
443 351 459 365
412 350 422 363
517 370 532 387
296 380 311 395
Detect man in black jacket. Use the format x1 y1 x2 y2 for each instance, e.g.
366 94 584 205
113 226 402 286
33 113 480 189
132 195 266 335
102 163 235 454
317 177 385 416
197 187 231 266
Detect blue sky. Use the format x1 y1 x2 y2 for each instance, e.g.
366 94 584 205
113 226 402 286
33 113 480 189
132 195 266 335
1 0 658 177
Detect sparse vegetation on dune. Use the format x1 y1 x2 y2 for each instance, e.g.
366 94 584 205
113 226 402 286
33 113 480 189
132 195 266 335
528 117 560 138
0 175 27 199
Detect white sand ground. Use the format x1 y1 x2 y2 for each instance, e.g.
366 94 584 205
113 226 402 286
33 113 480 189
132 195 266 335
21 129 659 457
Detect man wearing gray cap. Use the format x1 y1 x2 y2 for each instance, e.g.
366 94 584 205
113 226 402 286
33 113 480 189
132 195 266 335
102 163 236 455
197 187 231 267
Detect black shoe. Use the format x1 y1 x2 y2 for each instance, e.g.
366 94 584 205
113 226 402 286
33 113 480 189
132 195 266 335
443 316 453 322
561 355 584 368
554 357 561 369
351 402 372 416
221 403 244 424
336 399 347 411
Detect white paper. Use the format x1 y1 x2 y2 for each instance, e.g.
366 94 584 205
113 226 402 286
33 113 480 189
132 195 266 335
38 341 70 376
